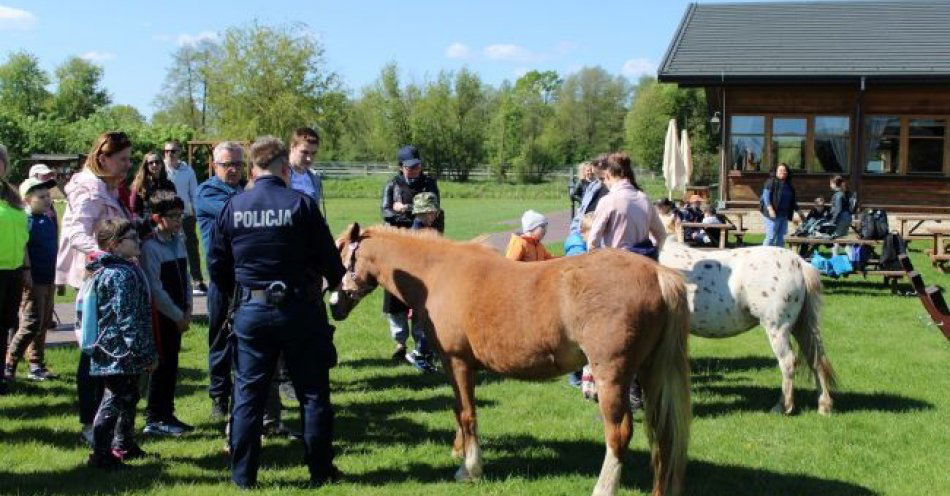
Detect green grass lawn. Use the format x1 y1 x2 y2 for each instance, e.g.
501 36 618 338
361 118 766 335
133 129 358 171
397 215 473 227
19 183 950 495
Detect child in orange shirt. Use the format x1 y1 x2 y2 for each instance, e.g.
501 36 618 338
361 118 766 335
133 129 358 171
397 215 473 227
505 210 554 262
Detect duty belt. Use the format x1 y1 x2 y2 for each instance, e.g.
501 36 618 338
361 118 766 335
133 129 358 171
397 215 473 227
240 281 300 306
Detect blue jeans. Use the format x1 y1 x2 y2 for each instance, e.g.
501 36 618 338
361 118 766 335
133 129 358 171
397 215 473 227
229 294 335 487
207 279 233 401
762 215 789 247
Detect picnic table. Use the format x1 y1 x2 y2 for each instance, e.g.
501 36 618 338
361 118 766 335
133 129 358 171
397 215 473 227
895 214 950 239
678 222 734 249
718 209 751 244
926 226 950 271
785 236 907 290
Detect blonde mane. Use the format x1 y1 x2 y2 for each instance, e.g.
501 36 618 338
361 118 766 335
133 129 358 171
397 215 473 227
361 224 498 255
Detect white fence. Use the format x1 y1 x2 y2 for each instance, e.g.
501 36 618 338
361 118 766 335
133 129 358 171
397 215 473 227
312 162 659 182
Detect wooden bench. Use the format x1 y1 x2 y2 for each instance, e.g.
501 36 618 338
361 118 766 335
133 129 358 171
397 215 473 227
718 210 750 245
899 254 950 340
678 222 735 249
926 226 950 271
896 214 950 240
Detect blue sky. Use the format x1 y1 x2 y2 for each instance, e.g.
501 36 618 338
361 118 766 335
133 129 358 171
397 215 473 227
0 1 763 117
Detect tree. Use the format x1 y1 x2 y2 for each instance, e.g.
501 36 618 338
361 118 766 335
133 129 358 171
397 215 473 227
51 56 110 121
514 70 561 104
547 67 630 165
624 76 716 179
153 39 219 133
206 22 345 141
0 51 51 117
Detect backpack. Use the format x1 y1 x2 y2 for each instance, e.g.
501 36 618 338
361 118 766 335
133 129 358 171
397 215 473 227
73 271 103 353
879 232 906 271
859 209 889 240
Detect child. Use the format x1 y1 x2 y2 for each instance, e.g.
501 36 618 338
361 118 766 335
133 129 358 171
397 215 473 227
805 197 830 223
5 178 58 382
139 190 193 436
654 198 678 236
564 213 595 256
699 204 722 246
87 218 157 469
505 210 554 262
394 192 442 374
564 213 594 387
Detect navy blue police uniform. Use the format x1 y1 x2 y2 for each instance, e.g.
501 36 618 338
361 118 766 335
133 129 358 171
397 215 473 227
208 174 345 488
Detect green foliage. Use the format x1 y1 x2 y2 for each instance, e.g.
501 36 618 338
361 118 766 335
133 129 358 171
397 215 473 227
0 51 51 117
50 56 111 122
546 67 630 165
152 39 218 133
625 77 718 181
206 22 345 142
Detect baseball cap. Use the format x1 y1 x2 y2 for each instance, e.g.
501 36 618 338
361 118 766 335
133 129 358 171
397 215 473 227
412 192 440 214
397 145 422 167
29 163 54 178
19 177 56 198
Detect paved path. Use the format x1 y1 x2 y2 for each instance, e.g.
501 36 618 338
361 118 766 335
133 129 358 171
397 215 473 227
48 209 575 346
484 209 573 252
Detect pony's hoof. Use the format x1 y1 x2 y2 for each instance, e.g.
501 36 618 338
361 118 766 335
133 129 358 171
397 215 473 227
771 403 794 416
451 447 464 460
818 404 832 416
454 466 481 482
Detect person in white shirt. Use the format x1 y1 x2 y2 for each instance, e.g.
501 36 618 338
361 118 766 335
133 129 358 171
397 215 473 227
287 127 324 213
163 141 205 295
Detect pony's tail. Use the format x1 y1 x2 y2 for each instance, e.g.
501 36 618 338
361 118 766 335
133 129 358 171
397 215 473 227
642 266 691 496
793 264 837 391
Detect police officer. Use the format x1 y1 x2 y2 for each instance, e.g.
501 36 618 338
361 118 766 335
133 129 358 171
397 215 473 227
208 136 345 488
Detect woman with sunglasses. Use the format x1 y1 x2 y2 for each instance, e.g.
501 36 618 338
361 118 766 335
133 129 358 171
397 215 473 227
129 152 176 221
55 131 135 447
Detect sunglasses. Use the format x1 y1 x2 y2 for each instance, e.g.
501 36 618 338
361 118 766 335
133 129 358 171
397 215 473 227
164 149 180 154
147 160 163 165
215 161 245 169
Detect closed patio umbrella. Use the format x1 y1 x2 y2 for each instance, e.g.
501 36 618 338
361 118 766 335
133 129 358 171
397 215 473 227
662 119 683 199
680 128 693 188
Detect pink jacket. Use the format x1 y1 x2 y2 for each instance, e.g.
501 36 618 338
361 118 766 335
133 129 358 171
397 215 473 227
55 169 132 288
588 180 666 252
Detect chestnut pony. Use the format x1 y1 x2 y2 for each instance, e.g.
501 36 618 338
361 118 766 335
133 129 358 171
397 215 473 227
330 224 691 496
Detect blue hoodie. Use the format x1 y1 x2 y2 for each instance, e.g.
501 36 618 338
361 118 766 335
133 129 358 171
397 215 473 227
195 176 243 260
564 232 588 256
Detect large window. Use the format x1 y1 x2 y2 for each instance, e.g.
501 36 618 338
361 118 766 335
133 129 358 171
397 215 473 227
908 118 945 174
771 117 807 169
730 116 764 171
813 116 850 172
865 116 901 174
865 116 947 175
729 114 850 173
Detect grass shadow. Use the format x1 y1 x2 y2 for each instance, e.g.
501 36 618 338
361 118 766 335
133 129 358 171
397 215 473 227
694 384 933 417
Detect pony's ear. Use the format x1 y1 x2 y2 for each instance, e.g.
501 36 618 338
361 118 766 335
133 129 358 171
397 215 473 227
348 222 361 243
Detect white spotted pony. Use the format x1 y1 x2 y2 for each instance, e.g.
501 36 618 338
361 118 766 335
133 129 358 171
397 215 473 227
659 240 836 415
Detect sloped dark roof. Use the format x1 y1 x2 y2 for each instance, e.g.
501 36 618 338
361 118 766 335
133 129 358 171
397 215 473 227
658 0 950 84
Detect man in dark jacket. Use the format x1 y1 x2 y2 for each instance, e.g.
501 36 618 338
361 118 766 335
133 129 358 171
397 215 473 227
379 145 441 372
195 142 245 420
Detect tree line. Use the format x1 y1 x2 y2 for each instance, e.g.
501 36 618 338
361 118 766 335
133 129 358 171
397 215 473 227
0 22 715 184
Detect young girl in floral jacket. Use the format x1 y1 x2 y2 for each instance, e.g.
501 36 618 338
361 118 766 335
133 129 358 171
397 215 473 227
86 218 157 469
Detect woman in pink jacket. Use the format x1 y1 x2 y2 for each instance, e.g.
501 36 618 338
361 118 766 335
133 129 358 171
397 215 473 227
587 152 666 260
56 131 134 445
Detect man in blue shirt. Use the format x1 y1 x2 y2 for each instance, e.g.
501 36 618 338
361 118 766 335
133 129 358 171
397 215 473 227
195 141 245 419
209 136 345 489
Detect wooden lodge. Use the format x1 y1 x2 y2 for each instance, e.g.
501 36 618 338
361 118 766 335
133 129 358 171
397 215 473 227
658 0 950 214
